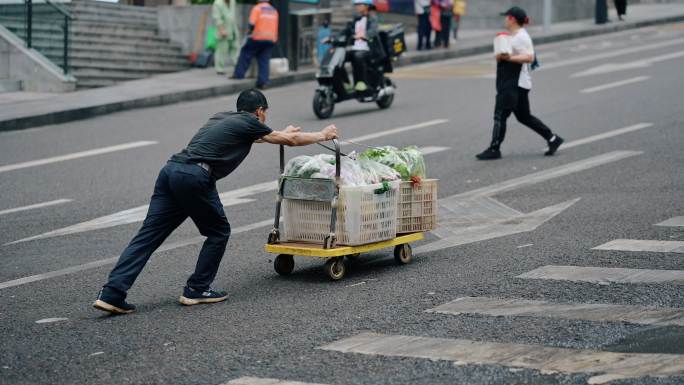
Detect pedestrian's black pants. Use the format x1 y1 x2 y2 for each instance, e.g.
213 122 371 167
351 50 370 85
615 0 627 16
417 13 431 50
490 87 554 149
103 161 231 299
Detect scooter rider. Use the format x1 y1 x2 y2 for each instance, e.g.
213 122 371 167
344 0 380 93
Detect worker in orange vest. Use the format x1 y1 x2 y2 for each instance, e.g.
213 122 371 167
231 0 279 89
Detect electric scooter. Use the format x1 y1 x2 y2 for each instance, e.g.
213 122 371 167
312 23 405 119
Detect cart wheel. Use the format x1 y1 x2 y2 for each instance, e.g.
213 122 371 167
324 257 347 280
274 254 295 275
394 244 413 265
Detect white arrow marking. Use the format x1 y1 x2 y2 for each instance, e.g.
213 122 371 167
0 199 72 217
572 51 684 77
416 150 642 254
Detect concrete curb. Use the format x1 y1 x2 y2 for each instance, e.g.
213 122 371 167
2 14 684 132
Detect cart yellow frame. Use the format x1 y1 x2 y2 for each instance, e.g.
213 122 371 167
265 232 424 280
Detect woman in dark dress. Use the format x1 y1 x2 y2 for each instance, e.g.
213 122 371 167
615 0 627 21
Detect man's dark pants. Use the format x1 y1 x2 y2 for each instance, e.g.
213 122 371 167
102 162 230 300
233 38 275 87
417 12 431 50
490 86 553 149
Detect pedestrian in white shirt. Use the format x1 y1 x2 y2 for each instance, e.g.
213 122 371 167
477 6 564 160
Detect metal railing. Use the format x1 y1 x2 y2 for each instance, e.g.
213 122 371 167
0 0 73 74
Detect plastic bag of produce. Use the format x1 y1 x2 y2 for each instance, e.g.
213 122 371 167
283 154 335 179
401 146 427 179
358 157 401 184
360 146 410 180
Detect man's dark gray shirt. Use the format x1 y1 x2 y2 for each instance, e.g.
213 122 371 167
170 111 273 180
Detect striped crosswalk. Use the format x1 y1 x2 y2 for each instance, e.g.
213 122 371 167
244 216 684 384
313 215 684 383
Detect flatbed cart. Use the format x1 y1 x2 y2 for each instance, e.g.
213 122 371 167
264 139 425 280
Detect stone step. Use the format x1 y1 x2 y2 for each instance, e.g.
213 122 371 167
1 19 164 40
37 47 187 65
69 13 159 28
71 22 160 37
0 79 22 92
68 0 158 16
71 59 188 73
36 44 185 59
27 32 182 50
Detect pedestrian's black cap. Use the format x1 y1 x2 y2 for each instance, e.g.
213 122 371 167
501 6 528 25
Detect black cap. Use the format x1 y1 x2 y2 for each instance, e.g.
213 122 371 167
501 6 528 25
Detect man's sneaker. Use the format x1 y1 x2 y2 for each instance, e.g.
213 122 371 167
179 287 228 306
545 135 564 156
93 288 136 315
354 81 368 92
476 147 502 160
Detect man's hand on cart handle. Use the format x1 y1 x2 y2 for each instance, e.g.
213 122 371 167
258 124 338 146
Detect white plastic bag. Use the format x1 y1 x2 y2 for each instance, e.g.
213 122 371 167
494 32 512 55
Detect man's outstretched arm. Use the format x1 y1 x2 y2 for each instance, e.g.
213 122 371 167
259 125 338 146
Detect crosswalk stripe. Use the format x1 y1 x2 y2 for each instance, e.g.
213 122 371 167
593 239 684 253
516 265 684 285
319 332 684 384
655 216 684 227
0 199 72 216
426 297 684 326
224 377 329 385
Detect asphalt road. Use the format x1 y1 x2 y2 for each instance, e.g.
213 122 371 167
1 24 683 385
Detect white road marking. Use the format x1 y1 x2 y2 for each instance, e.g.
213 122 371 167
35 317 68 324
480 37 684 78
5 181 278 245
517 244 534 249
319 332 684 384
0 141 157 174
88 352 105 357
418 146 450 155
517 265 684 285
6 120 448 245
0 219 274 290
580 76 650 93
593 239 684 253
342 119 449 143
450 151 642 200
656 216 684 227
0 199 72 217
225 377 329 385
426 296 684 326
572 51 684 77
559 123 652 150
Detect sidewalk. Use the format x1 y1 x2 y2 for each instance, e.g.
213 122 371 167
2 3 684 132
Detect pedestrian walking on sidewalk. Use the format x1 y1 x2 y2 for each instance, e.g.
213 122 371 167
452 0 466 40
93 89 338 315
476 6 564 161
212 0 240 74
615 0 627 21
231 0 279 89
415 0 432 50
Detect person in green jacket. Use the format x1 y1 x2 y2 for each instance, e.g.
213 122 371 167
212 0 240 74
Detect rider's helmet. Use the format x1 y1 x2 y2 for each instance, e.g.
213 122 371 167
352 0 373 5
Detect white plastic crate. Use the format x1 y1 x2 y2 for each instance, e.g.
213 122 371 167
283 181 399 246
397 179 438 233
